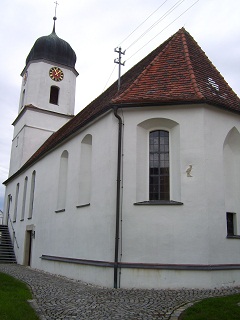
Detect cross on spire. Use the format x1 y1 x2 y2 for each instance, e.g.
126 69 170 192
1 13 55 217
54 1 59 18
53 1 59 33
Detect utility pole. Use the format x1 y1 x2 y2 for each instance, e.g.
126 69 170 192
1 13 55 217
114 47 126 91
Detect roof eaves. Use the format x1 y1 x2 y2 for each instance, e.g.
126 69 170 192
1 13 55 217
110 99 207 109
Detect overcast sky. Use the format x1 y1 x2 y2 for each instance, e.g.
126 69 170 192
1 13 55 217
0 0 240 210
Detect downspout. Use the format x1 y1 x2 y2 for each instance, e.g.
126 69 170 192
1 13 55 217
113 106 123 289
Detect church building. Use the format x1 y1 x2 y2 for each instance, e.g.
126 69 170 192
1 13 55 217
3 20 240 289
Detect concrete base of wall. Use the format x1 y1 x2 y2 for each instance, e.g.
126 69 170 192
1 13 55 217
39 256 240 289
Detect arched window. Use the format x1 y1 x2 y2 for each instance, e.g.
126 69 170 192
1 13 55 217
13 183 20 222
79 135 92 205
49 86 59 105
56 151 69 211
136 118 180 203
28 171 36 219
149 130 170 200
21 176 28 221
223 127 240 213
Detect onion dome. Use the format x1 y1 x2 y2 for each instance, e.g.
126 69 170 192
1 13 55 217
25 23 76 68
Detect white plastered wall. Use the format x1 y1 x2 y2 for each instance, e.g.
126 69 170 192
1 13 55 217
4 105 240 289
4 112 118 287
9 108 73 176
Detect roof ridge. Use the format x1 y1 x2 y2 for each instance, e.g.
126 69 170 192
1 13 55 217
180 31 204 100
112 31 178 103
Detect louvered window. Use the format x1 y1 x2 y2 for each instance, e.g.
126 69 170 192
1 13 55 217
50 86 59 105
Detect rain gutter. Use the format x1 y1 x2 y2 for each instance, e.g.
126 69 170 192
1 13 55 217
113 106 123 289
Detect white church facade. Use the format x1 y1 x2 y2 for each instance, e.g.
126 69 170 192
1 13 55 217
3 24 240 289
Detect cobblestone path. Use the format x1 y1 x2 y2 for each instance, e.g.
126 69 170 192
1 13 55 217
0 264 240 320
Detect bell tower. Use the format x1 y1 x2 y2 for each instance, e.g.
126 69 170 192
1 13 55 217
9 16 78 176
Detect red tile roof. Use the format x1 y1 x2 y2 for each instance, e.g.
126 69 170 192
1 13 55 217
5 28 240 183
113 28 239 108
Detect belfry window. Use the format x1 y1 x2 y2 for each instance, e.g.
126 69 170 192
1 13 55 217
149 130 170 200
49 86 59 105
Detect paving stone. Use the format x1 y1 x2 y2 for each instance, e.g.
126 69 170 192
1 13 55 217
1 264 240 319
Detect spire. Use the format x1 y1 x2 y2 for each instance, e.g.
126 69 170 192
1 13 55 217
52 1 59 33
26 0 76 69
53 17 57 33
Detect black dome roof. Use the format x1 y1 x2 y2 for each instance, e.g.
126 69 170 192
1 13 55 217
26 29 76 68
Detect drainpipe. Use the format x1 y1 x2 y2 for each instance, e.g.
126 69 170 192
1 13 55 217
113 106 123 289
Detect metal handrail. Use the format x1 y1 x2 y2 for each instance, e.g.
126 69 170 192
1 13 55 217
0 211 3 225
8 215 19 249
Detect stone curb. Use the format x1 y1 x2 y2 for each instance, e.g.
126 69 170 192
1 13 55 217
168 301 199 320
28 299 47 320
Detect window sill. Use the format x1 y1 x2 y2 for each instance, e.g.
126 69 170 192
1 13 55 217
55 209 65 213
227 235 240 239
134 200 183 205
76 203 90 209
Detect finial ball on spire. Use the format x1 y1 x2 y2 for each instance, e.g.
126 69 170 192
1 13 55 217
53 1 59 32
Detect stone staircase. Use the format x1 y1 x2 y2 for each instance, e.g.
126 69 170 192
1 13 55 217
0 225 16 263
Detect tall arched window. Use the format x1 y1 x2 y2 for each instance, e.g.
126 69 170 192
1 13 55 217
28 171 36 219
149 130 169 200
13 183 20 222
57 150 69 211
49 86 59 105
21 176 28 221
79 135 92 205
136 118 180 203
223 127 240 213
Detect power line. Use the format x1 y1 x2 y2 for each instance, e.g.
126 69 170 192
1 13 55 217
118 0 170 47
126 0 200 63
126 0 186 51
103 65 117 92
103 0 200 92
106 0 184 90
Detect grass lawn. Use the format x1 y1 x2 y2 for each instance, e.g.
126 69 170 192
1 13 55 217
0 272 39 320
179 294 240 320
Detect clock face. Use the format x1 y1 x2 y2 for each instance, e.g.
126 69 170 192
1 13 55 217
49 67 64 82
